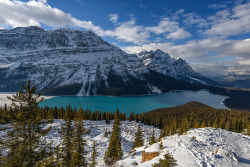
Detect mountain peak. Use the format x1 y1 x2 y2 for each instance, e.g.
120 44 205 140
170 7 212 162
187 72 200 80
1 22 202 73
0 27 221 95
153 49 165 54
12 26 44 33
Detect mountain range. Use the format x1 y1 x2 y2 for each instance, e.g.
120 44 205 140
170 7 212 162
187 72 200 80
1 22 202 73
0 26 225 96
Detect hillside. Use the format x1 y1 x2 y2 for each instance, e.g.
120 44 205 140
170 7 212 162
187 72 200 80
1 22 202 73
118 127 250 167
0 120 249 166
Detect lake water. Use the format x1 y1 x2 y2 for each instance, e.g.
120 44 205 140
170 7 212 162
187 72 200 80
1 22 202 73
40 90 228 114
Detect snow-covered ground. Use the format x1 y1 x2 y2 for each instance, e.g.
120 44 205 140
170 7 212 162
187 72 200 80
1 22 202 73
118 127 250 167
0 120 160 166
0 93 53 107
0 120 249 167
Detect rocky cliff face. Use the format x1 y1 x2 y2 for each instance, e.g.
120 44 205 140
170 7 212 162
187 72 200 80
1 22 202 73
137 49 221 86
0 26 222 96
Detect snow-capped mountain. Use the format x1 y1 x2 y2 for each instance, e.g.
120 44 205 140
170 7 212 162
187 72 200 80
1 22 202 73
0 27 221 96
137 49 221 86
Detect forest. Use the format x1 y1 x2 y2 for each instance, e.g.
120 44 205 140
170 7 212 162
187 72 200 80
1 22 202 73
0 81 249 166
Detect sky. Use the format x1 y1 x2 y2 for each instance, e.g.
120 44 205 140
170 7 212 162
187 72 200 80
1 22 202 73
0 0 250 80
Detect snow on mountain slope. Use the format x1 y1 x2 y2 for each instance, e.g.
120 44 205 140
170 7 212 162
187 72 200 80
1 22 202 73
0 26 151 95
0 27 223 96
118 127 250 167
137 49 221 86
1 120 249 167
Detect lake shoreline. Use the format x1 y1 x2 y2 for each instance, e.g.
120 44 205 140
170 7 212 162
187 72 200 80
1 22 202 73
0 90 229 113
40 90 228 114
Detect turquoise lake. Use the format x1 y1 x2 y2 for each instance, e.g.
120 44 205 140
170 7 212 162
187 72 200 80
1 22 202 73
40 90 228 114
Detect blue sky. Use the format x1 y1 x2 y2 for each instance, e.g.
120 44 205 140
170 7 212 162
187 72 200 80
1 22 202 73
0 0 250 79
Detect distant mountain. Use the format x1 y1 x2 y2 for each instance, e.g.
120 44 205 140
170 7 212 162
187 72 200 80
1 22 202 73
136 49 221 86
223 79 250 89
0 26 225 96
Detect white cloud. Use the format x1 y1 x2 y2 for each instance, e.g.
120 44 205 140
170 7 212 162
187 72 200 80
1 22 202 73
38 0 47 3
166 28 191 39
0 0 147 44
239 60 250 65
105 19 150 44
0 0 194 44
145 17 192 40
139 4 147 9
171 9 185 20
0 0 105 34
108 14 119 24
208 3 228 10
205 2 250 36
182 13 208 28
146 18 179 35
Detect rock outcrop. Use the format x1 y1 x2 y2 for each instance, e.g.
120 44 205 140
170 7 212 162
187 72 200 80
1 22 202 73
142 150 158 162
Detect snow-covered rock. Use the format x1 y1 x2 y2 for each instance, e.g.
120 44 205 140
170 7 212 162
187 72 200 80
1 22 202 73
137 49 221 86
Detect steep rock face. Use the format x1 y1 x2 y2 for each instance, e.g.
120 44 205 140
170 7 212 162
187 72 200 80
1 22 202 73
0 27 150 95
0 27 224 96
137 49 221 86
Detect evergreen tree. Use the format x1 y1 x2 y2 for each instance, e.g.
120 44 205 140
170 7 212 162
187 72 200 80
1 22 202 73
135 112 139 122
129 111 134 121
1 80 50 166
247 123 250 135
70 108 87 167
61 104 74 167
131 125 144 149
89 141 97 167
104 109 123 165
178 117 189 135
159 142 163 150
158 128 163 141
170 119 177 135
104 128 108 138
149 129 157 145
152 153 177 167
105 112 110 124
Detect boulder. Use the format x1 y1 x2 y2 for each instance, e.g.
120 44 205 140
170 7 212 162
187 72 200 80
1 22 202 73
142 150 158 162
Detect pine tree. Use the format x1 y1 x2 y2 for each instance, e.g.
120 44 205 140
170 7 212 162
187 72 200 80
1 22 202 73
105 112 110 124
158 128 163 141
37 142 57 167
104 109 123 165
152 153 177 167
160 142 163 150
247 123 250 135
70 108 87 167
170 119 177 135
1 80 50 166
104 128 108 138
61 104 74 167
178 117 189 135
131 125 144 149
149 129 157 145
129 111 134 121
89 141 97 167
